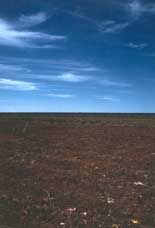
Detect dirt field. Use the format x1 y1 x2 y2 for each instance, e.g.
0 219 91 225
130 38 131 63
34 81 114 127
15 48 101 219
0 114 154 228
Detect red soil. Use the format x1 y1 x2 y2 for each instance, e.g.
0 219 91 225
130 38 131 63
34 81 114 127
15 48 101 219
0 114 154 228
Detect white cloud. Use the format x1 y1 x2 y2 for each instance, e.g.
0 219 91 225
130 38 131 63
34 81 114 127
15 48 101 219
128 0 143 18
0 78 37 91
18 12 48 28
57 73 89 82
54 8 97 25
0 57 101 87
128 0 155 18
102 79 131 87
47 93 74 98
98 96 120 102
1 57 101 74
55 8 129 35
78 67 99 72
99 20 129 34
0 63 27 72
0 17 66 48
127 42 147 49
35 60 99 73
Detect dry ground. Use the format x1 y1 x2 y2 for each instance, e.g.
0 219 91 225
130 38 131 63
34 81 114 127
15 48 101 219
0 114 154 228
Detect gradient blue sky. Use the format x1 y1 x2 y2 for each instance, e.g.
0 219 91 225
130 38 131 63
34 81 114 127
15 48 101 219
0 0 154 112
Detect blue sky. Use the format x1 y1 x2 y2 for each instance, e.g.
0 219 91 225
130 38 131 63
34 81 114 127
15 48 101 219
0 0 154 112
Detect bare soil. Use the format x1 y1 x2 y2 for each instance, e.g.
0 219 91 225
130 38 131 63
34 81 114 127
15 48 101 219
0 114 154 228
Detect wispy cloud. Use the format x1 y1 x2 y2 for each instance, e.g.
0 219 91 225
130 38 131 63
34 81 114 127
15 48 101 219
128 0 155 19
98 96 120 102
0 63 26 72
128 0 143 18
54 7 97 25
0 57 101 88
56 73 90 82
99 20 129 34
47 93 74 98
55 7 129 35
18 12 48 28
0 58 99 73
37 60 99 73
127 42 147 49
102 79 131 87
0 15 66 48
0 78 37 91
0 57 131 91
